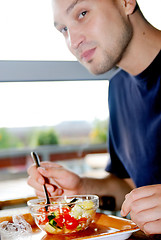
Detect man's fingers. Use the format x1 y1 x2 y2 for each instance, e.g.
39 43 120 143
27 175 56 194
27 176 43 191
121 186 157 216
35 187 64 198
130 206 161 234
130 206 159 226
38 166 81 191
50 188 64 197
40 162 62 168
121 193 159 217
27 162 61 184
27 164 45 185
143 219 161 235
38 166 64 180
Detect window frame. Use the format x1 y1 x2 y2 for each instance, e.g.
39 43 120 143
0 61 119 82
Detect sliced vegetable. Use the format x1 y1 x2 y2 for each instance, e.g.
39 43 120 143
49 219 57 228
65 215 79 230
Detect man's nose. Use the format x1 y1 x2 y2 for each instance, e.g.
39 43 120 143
67 28 85 50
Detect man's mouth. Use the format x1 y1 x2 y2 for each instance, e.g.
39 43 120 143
80 48 96 62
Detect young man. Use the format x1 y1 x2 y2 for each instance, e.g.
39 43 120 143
27 0 161 235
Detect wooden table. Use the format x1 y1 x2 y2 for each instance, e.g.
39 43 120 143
130 231 161 240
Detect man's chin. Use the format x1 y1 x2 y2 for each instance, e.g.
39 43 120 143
87 65 110 75
80 62 100 75
79 59 111 75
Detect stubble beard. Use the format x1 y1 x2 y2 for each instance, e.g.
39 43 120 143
85 24 133 75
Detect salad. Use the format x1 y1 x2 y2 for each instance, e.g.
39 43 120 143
35 197 97 234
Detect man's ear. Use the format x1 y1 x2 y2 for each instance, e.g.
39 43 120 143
122 0 137 15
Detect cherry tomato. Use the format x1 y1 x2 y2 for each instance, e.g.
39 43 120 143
64 214 78 230
55 215 64 228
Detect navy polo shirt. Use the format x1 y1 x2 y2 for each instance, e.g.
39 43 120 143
106 51 161 187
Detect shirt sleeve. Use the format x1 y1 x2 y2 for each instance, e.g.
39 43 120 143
105 136 130 179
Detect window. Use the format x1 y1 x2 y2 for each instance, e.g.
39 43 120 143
0 0 74 61
0 81 109 128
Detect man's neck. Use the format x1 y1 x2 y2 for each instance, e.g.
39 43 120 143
117 11 161 76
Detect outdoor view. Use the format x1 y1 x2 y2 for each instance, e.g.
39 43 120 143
0 80 109 150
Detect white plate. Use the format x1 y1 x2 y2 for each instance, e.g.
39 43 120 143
82 228 139 240
74 214 139 240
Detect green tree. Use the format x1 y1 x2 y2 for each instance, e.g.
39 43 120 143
0 128 24 149
31 128 59 146
90 119 109 144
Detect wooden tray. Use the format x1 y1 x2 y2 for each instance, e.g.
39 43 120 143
0 212 139 240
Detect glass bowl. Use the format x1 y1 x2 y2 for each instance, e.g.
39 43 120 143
27 195 99 235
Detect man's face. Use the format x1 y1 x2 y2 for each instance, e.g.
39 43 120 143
53 0 133 75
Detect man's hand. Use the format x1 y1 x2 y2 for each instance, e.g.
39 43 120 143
27 161 135 211
27 162 83 197
121 184 161 235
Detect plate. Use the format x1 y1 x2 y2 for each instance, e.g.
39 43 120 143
0 213 139 240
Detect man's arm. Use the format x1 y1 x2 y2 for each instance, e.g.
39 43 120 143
27 161 133 210
79 174 134 210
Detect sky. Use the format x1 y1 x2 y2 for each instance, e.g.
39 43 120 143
0 0 160 128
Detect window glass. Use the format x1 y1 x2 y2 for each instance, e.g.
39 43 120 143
0 80 109 148
0 81 109 128
0 80 109 187
0 0 75 60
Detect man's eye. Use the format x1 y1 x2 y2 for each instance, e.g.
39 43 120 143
78 11 87 19
60 26 68 34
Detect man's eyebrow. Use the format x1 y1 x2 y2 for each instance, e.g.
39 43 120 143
54 0 85 28
66 0 85 14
